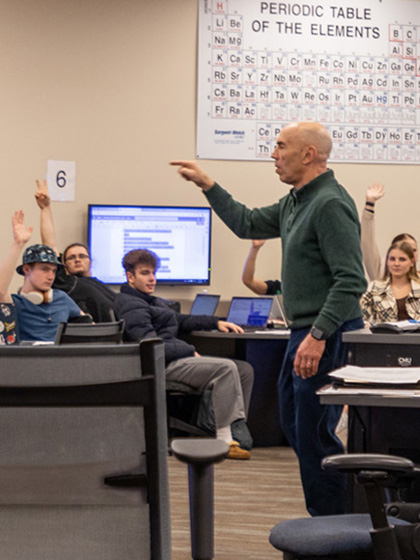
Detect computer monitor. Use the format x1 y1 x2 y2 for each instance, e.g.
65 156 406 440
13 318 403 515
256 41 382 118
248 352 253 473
88 204 212 285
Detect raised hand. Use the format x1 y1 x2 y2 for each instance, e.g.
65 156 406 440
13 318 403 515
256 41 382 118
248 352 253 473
35 179 51 209
366 183 385 204
12 211 33 245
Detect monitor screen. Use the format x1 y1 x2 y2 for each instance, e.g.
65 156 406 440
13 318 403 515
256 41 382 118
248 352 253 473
88 204 212 285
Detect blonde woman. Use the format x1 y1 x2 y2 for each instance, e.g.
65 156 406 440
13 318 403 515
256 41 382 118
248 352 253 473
361 183 418 280
361 241 420 324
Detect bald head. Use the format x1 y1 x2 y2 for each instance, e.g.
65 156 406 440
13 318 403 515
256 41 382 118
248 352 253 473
271 121 333 189
283 122 332 164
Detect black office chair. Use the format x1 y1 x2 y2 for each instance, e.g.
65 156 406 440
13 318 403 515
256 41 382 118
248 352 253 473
54 320 125 344
166 380 216 438
269 453 420 560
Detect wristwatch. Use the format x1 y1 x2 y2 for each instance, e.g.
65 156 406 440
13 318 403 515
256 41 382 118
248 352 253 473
310 326 327 341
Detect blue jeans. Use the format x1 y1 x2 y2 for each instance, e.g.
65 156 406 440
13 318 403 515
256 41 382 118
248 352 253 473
278 317 363 516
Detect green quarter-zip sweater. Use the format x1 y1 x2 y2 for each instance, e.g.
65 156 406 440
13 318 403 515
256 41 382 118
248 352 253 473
205 169 367 338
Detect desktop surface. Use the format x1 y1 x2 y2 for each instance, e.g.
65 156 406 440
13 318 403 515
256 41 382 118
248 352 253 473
343 327 420 344
191 329 290 340
319 386 420 408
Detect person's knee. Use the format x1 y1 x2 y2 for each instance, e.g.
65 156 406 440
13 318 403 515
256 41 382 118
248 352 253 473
234 359 254 385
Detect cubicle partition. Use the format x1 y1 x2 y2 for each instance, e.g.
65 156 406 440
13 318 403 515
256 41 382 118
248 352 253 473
0 341 171 560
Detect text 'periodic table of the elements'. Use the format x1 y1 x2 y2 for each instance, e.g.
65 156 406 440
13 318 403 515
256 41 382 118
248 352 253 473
197 0 420 163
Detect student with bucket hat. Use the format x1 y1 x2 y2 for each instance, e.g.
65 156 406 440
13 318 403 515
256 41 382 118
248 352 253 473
0 211 84 343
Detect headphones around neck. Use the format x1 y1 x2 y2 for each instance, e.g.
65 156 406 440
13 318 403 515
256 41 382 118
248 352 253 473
21 289 53 305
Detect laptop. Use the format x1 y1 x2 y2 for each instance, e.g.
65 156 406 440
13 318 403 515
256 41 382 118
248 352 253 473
226 296 273 331
190 293 220 316
268 294 290 329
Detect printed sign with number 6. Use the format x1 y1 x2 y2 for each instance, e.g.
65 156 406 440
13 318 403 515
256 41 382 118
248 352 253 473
47 160 76 201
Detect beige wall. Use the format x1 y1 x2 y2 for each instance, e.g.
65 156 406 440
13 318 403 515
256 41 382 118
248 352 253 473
1 0 419 307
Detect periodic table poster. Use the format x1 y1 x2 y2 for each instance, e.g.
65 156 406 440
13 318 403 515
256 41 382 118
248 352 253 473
197 0 420 163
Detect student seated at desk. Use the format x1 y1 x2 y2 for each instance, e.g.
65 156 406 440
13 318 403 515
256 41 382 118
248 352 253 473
113 248 254 460
34 180 117 322
362 183 419 281
361 240 420 324
242 239 281 295
0 211 85 343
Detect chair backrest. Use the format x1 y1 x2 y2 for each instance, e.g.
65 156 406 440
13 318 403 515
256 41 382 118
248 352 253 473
0 339 171 560
54 319 125 344
0 302 19 345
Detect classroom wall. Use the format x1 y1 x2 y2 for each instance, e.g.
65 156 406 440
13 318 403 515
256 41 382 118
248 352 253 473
1 0 419 307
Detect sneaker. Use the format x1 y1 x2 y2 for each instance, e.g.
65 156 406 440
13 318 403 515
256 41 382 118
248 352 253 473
227 441 251 460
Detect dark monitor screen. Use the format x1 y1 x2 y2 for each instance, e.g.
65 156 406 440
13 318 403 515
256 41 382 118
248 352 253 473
88 204 212 285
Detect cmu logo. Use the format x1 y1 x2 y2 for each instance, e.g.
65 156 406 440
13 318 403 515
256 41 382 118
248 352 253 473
398 356 413 367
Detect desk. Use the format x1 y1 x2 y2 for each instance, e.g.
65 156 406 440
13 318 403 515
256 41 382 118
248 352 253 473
344 328 420 367
321 328 420 510
184 330 290 447
319 386 420 409
342 328 420 462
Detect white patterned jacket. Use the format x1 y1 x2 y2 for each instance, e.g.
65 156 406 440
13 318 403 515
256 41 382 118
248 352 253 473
361 278 420 324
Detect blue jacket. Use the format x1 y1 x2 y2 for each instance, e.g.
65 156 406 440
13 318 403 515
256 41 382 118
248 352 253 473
114 284 220 364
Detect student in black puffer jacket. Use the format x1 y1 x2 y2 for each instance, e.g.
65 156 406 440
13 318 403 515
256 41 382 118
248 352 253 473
114 249 254 460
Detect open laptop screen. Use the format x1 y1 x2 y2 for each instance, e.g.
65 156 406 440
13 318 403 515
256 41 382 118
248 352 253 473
226 297 273 328
269 295 290 327
190 294 220 316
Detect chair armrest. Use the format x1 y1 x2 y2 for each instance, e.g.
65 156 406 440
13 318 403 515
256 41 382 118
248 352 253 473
322 454 414 476
171 438 229 465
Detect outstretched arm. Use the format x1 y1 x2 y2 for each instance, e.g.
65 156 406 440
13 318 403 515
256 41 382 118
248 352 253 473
242 240 269 295
35 179 59 255
361 183 385 281
170 160 215 191
0 211 33 303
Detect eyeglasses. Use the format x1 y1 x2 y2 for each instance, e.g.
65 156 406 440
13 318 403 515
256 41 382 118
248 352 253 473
65 254 90 262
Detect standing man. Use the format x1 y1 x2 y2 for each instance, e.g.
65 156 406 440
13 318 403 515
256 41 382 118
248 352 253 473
171 121 367 515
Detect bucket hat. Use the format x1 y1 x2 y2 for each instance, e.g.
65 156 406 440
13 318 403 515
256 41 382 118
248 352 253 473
16 244 63 275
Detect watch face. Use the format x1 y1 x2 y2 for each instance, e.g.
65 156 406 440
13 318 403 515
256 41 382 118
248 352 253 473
311 327 324 340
